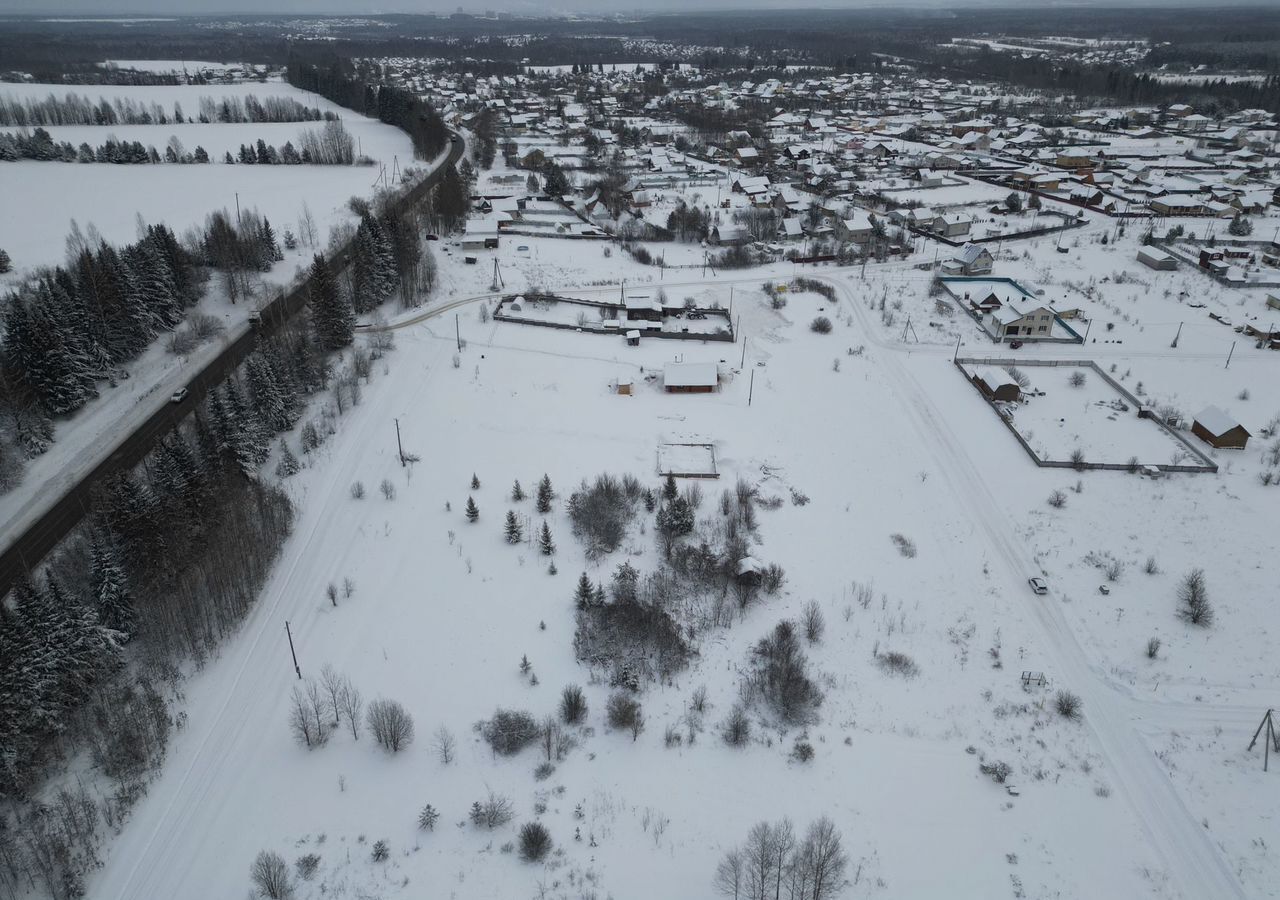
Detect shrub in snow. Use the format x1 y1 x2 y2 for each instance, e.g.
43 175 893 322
743 620 822 723
980 760 1013 784
1177 569 1213 627
370 840 389 862
722 705 751 746
890 533 917 558
560 685 587 724
876 650 920 678
606 692 644 741
250 850 292 899
792 740 815 763
810 316 833 334
534 761 555 780
294 853 320 881
379 478 395 500
518 822 553 862
367 699 414 752
349 481 365 499
568 473 640 560
1146 637 1161 660
1047 490 1067 509
802 601 825 644
484 709 539 755
1055 690 1083 721
1069 370 1087 388
470 791 515 829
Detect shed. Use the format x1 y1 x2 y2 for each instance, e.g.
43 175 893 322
1191 405 1250 449
625 329 641 346
663 362 719 393
966 365 1022 402
1136 247 1177 271
616 372 634 395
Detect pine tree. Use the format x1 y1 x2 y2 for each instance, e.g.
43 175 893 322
504 510 523 544
471 473 481 490
535 474 553 513
465 495 479 522
538 521 555 556
90 537 135 639
275 440 300 477
0 248 11 273
663 473 678 501
574 572 593 608
593 583 606 606
511 479 526 502
308 253 354 350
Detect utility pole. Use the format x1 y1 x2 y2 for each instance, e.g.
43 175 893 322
739 327 747 368
1083 318 1092 342
395 418 405 466
953 333 961 362
285 621 301 679
455 314 461 351
1247 709 1279 772
1171 321 1183 348
1225 340 1236 369
748 369 755 406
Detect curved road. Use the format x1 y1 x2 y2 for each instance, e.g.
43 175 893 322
0 132 464 600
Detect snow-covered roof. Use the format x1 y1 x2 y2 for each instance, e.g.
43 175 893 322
1194 405 1245 437
663 362 719 388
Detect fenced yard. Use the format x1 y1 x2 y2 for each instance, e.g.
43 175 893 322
955 357 1218 473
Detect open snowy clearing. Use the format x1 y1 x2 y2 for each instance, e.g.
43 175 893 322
86 267 1252 900
1002 366 1189 465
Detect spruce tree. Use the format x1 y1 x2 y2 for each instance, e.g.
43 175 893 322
663 473 678 501
275 440 300 477
471 473 481 490
593 583 606 606
260 217 284 263
511 479 526 502
535 474 553 513
90 537 135 639
465 495 479 522
308 253 354 350
539 521 555 556
0 248 11 273
504 510 523 544
574 572 593 608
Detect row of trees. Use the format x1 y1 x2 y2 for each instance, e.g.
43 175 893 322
2 222 202 416
285 55 450 162
0 127 211 164
0 91 331 128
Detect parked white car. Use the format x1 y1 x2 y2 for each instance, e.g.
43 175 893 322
1028 577 1048 595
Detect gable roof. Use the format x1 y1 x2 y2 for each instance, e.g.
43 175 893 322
1194 405 1247 437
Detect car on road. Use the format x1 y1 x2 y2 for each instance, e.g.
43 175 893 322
1028 576 1048 595
1008 339 1024 349
1098 584 1111 596
170 388 189 404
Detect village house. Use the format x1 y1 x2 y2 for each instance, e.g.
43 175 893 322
663 362 720 394
984 298 1059 341
941 243 994 276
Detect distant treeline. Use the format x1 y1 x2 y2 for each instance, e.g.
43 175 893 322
0 92 333 128
286 54 449 161
0 121 360 166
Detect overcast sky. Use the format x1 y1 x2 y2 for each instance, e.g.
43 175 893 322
1 0 1256 15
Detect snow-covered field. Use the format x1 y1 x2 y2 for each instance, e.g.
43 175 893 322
0 80 414 277
80 210 1280 899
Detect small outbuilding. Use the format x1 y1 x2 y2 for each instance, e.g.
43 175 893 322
1136 247 1177 271
1191 405 1250 449
625 329 641 346
615 372 634 395
663 362 719 393
966 365 1023 402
